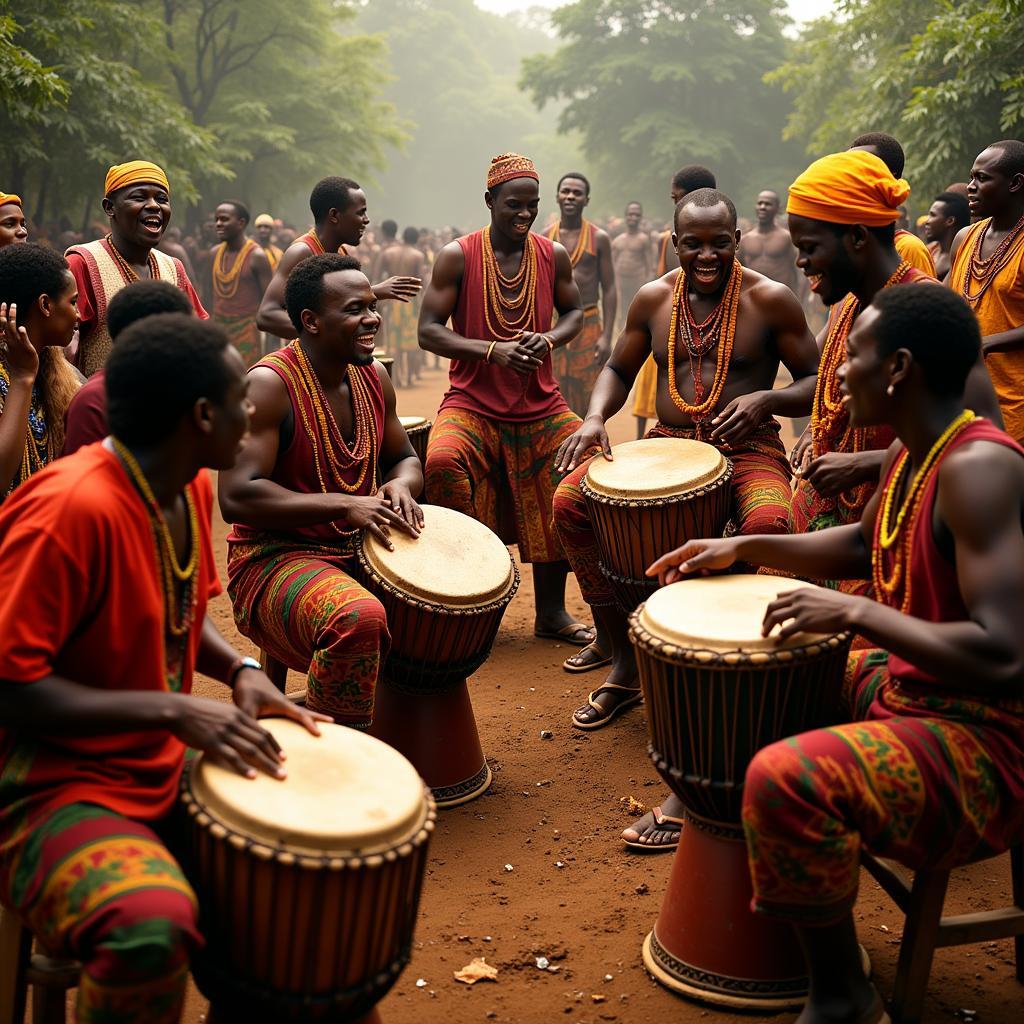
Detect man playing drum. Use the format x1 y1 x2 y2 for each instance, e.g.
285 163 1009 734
220 253 423 728
650 284 1024 1024
419 153 596 648
0 315 323 1024
552 187 819 850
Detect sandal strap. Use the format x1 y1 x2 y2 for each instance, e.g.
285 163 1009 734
652 806 685 827
591 682 641 697
566 642 607 665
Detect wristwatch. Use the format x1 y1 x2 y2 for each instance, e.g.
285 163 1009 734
227 655 262 687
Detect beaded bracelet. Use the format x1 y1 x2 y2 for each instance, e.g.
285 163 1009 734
544 335 555 352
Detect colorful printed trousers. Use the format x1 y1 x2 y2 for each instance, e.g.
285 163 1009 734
0 802 200 1024
424 406 581 563
227 538 389 726
742 649 1024 925
552 305 603 418
552 420 792 606
213 312 262 370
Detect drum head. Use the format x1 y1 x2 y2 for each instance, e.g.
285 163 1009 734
638 574 837 652
189 719 426 855
363 504 514 607
399 415 428 430
585 438 727 498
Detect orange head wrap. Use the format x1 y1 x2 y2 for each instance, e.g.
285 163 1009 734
0 192 22 208
787 151 910 227
487 153 539 190
104 160 170 198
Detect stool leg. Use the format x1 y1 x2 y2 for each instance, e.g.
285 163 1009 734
0 913 30 1024
1011 845 1024 984
258 650 288 693
32 985 68 1024
891 867 949 1024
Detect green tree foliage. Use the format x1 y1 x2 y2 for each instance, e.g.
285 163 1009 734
352 0 585 230
770 0 1024 204
520 0 805 218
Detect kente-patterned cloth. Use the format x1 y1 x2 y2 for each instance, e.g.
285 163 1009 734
103 160 170 197
212 240 263 369
227 538 388 727
425 405 581 563
0 803 198 1024
895 229 936 278
552 304 602 417
487 153 539 189
742 419 1024 925
787 152 910 226
949 217 1024 442
552 420 791 607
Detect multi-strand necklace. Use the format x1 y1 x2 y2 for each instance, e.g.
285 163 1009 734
959 214 1024 305
212 239 257 300
872 410 976 613
481 228 538 340
104 235 158 283
665 259 743 436
546 219 592 267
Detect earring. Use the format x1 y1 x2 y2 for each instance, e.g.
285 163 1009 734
886 385 894 396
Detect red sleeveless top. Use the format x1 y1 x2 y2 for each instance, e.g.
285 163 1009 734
876 418 1024 685
439 229 568 423
229 343 385 544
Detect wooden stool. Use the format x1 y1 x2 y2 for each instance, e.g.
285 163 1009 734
0 908 79 1024
258 648 288 692
863 844 1024 1023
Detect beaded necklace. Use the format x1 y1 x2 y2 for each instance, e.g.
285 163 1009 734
213 239 257 300
546 219 592 267
960 214 1024 305
665 260 743 436
872 410 976 613
480 227 538 340
111 437 199 640
104 235 158 283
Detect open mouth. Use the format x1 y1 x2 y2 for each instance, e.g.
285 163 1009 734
356 332 377 350
807 273 824 293
140 216 164 233
692 264 720 284
513 222 530 232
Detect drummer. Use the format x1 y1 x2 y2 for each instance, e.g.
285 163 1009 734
551 187 819 849
219 253 423 727
0 314 325 1024
650 284 1024 1024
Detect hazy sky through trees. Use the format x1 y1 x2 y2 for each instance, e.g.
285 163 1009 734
477 0 836 24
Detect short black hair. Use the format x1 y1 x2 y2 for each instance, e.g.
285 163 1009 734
381 219 397 238
402 226 419 245
106 314 232 446
870 285 979 397
675 188 738 232
850 132 905 179
934 192 971 233
0 243 72 328
987 139 1024 179
672 165 716 193
309 177 361 223
557 172 591 195
220 199 250 223
625 201 643 211
107 280 193 341
284 252 363 334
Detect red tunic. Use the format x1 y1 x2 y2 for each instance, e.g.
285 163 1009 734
876 418 1024 685
228 343 386 544
439 229 568 423
0 446 221 822
62 369 107 454
211 239 263 318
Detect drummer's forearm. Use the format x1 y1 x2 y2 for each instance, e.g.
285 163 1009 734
765 374 816 419
733 525 871 581
221 480 349 530
196 616 244 687
584 365 629 420
0 674 179 735
382 455 423 493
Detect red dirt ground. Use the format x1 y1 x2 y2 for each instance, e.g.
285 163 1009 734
172 362 1020 1024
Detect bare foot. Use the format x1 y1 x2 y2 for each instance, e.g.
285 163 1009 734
571 660 640 728
622 793 685 850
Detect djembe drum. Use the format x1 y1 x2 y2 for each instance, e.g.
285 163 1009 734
358 504 519 808
629 575 851 1009
399 415 431 466
581 438 732 610
181 719 435 1023
373 351 394 379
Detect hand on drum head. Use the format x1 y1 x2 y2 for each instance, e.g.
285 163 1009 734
709 392 772 447
170 696 294 780
232 667 331 739
343 494 421 550
375 481 425 531
646 537 739 585
555 417 612 474
762 586 862 639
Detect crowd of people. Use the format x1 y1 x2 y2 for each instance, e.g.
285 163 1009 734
0 128 1022 1024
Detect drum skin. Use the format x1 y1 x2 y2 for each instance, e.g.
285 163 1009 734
628 577 852 1009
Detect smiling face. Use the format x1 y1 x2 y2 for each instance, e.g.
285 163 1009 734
788 214 859 306
214 203 247 243
103 183 171 250
556 177 589 220
304 269 380 364
673 201 739 295
331 188 370 248
0 203 28 247
836 305 891 428
486 177 540 244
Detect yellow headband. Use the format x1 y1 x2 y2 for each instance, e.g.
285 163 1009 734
787 151 910 227
254 214 275 227
104 161 170 198
0 192 23 208
487 153 539 190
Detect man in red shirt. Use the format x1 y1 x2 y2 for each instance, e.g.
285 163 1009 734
0 315 324 1024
